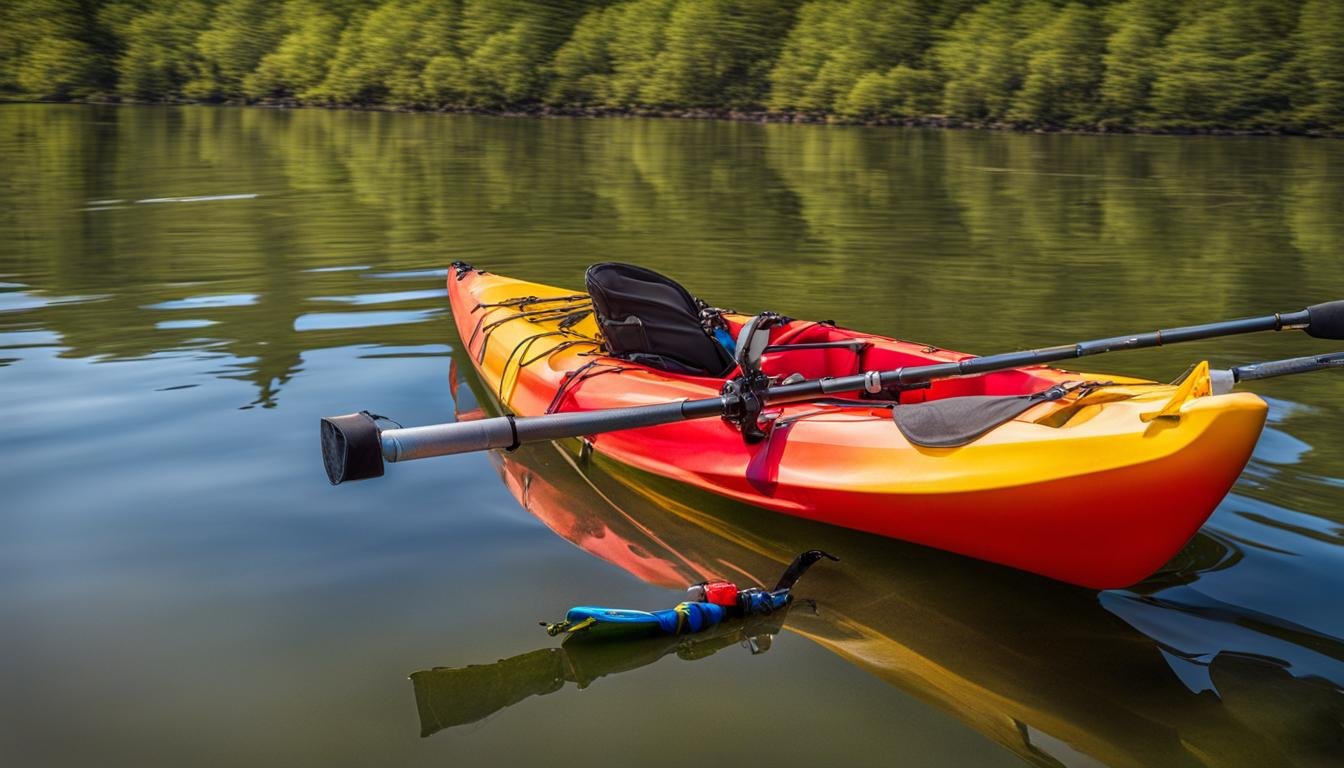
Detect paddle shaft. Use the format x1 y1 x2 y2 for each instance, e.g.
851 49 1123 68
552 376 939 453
1231 351 1344 382
779 308 1318 398
371 303 1341 467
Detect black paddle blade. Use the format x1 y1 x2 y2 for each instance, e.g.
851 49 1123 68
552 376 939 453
320 412 384 484
893 387 1069 448
1305 301 1344 340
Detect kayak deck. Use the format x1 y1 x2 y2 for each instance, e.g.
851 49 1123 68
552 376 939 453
447 266 1267 588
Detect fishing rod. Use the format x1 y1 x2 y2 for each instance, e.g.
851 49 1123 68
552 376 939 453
321 300 1344 484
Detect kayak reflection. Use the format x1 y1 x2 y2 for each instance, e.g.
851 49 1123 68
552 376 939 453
411 607 791 737
441 355 1343 766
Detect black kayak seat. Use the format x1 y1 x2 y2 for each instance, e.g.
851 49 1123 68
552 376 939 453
585 263 735 377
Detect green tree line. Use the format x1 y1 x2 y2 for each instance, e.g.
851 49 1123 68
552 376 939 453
2 0 1341 131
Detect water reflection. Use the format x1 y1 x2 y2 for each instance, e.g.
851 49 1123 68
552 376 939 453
4 105 1342 411
146 293 259 310
292 308 445 331
447 350 1344 766
411 609 791 737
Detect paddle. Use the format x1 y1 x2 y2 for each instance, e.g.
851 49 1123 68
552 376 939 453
321 300 1344 484
1212 350 1344 391
892 350 1344 449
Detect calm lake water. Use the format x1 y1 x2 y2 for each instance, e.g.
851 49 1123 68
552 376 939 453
2 104 1342 767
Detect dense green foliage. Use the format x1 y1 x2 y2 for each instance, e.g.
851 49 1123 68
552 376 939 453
2 0 1341 131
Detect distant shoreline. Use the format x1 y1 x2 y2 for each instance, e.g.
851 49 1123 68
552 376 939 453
6 97 1339 139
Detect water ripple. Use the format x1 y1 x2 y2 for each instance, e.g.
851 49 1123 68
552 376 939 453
155 319 220 330
362 269 448 280
145 294 258 310
0 290 110 312
310 289 444 305
134 193 258 204
292 308 445 331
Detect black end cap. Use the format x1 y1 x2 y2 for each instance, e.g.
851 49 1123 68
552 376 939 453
320 412 384 484
1306 301 1344 340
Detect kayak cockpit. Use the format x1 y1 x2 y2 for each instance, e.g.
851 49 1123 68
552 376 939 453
579 261 1106 405
726 315 1098 405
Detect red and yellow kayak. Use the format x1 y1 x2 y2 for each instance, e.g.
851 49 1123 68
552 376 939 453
447 265 1267 588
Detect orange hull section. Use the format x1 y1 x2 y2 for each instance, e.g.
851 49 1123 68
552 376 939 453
447 266 1267 588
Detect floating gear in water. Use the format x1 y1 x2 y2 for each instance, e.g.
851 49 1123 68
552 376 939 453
543 550 838 641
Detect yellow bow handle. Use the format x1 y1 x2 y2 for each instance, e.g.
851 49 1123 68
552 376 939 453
1141 361 1213 422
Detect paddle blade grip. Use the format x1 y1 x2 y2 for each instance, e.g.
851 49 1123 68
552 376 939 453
1305 301 1344 339
321 412 385 484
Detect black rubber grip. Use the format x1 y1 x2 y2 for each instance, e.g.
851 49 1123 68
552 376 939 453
1305 301 1344 340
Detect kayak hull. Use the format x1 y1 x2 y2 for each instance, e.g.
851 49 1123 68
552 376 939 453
446 266 1267 588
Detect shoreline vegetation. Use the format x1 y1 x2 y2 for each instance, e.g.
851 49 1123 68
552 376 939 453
14 99 1339 139
3 1 1342 137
